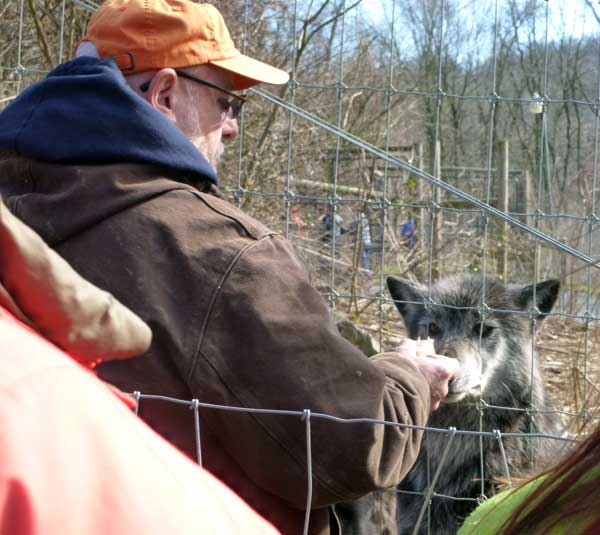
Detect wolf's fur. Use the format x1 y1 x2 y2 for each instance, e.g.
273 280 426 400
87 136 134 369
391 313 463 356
336 274 560 535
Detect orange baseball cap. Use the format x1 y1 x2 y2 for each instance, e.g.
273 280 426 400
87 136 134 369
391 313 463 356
81 0 289 89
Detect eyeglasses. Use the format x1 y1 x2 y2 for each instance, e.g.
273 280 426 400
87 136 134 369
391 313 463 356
139 70 246 119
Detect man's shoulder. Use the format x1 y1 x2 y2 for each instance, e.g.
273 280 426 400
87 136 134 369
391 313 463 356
186 190 278 242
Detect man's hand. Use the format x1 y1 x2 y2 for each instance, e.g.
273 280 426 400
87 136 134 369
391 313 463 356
396 338 460 412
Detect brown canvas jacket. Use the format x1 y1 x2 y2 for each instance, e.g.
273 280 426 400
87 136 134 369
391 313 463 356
0 196 151 362
0 154 430 535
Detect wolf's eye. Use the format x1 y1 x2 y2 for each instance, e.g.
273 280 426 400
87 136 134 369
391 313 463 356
473 323 494 338
427 323 441 337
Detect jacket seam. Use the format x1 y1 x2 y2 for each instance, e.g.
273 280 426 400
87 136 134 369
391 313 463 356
185 237 262 384
190 344 349 504
185 236 351 503
190 190 276 241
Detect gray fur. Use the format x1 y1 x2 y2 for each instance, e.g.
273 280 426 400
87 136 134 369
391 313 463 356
336 274 560 535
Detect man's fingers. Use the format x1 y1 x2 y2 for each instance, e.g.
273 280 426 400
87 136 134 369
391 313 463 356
396 338 417 352
412 354 461 413
415 338 435 356
395 339 462 411
422 353 460 380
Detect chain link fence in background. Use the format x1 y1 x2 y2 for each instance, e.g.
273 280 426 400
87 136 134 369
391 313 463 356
2 0 600 533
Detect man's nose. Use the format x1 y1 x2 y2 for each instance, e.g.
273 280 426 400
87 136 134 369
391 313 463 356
221 116 239 140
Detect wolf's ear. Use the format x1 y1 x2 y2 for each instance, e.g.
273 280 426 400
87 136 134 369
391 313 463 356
387 276 423 319
517 279 560 316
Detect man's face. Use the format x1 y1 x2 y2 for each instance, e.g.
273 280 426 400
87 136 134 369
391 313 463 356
129 64 240 169
173 65 239 168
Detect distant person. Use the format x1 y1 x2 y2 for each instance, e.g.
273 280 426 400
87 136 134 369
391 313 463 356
291 205 306 239
350 212 372 271
401 216 417 249
320 203 345 245
319 204 345 276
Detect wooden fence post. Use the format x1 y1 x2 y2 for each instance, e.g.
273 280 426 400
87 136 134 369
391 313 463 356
416 143 426 246
494 140 510 280
431 140 442 281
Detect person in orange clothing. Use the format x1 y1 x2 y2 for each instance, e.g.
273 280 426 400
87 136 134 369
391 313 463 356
0 307 281 535
0 199 280 535
291 206 306 239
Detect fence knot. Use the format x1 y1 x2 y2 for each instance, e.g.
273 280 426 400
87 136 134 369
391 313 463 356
583 311 595 323
532 209 545 223
384 86 397 99
326 289 339 305
233 187 246 204
433 88 445 101
587 211 600 225
477 303 490 320
423 296 436 312
327 195 342 208
488 91 499 105
283 190 296 204
375 292 387 305
301 409 311 422
475 398 489 414
525 404 538 418
378 197 392 211
428 201 440 217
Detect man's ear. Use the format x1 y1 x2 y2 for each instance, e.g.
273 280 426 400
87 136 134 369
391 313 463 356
148 68 178 120
517 279 560 317
386 276 424 320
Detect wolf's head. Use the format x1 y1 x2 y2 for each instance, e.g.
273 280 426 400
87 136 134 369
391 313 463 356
387 275 560 404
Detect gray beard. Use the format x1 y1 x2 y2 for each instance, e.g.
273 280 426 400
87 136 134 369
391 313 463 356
192 137 223 169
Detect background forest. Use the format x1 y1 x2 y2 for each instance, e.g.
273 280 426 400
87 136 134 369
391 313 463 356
2 0 600 421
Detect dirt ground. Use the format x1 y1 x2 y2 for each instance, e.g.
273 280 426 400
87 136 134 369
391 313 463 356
537 316 600 431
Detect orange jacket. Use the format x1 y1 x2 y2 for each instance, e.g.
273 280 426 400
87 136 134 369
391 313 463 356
0 306 280 535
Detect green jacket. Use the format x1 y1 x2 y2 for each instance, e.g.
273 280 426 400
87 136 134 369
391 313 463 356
458 464 600 535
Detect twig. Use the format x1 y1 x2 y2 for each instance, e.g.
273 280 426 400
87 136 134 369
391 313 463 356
26 0 54 68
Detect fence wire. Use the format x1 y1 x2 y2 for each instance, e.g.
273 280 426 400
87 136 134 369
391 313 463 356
2 0 600 534
131 391 577 535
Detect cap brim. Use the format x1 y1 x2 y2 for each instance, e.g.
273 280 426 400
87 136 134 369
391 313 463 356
211 54 289 90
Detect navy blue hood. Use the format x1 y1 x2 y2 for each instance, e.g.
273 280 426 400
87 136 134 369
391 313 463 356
0 57 218 186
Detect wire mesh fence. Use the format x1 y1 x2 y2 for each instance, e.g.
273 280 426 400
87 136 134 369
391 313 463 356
2 0 600 533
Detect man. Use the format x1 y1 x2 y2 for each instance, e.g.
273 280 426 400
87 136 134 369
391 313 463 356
0 1 458 533
320 204 345 245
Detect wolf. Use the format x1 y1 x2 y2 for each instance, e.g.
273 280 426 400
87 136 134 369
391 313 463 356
388 274 560 535
336 274 560 535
